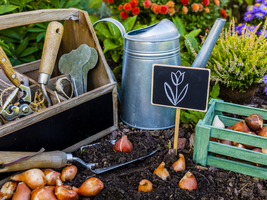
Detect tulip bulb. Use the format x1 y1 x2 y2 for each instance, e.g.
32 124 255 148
61 165 77 182
113 135 133 153
12 182 31 200
11 169 46 190
212 115 225 128
55 178 79 200
138 179 153 192
232 120 250 133
0 181 17 199
31 186 57 200
72 177 104 197
42 169 61 186
153 162 170 180
258 127 267 154
179 171 197 191
220 139 232 146
252 148 263 167
245 114 263 131
172 153 186 172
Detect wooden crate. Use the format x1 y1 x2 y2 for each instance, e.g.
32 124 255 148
0 9 118 153
193 98 267 179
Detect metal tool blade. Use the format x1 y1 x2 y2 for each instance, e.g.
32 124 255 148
82 47 98 93
58 44 91 96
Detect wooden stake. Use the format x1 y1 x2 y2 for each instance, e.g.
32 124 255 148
173 108 180 155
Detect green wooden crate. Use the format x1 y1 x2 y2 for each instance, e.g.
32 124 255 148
193 98 267 179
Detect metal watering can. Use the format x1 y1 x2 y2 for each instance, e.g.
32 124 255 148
93 18 225 130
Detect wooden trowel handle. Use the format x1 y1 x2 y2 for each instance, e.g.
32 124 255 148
0 151 68 173
39 21 64 77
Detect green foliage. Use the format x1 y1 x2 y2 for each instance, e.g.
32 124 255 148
207 18 267 92
0 0 99 66
90 15 146 76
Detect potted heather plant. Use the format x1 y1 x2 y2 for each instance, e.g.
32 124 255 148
206 18 267 104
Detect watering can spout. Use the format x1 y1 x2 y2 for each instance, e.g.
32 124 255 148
191 18 226 68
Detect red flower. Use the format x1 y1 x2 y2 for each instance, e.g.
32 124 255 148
130 0 138 8
220 9 227 18
152 4 160 14
123 3 132 11
202 0 209 6
102 0 107 2
181 0 189 5
118 5 124 11
132 7 140 15
143 0 152 9
107 0 114 4
120 11 129 19
159 5 168 14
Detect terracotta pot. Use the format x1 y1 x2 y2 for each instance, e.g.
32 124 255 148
219 83 258 104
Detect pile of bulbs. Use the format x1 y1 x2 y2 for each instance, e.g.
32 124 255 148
211 114 267 165
0 165 104 200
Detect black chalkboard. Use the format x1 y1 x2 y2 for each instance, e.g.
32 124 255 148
151 64 210 112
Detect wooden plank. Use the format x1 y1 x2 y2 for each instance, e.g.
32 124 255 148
207 155 267 180
193 122 210 166
0 83 116 138
14 60 40 74
215 101 267 120
112 86 118 128
202 100 216 125
0 9 79 30
209 127 267 149
209 141 267 165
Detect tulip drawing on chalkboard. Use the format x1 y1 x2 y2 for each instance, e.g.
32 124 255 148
164 70 189 106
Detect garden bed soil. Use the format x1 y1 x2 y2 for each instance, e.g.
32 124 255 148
66 82 267 200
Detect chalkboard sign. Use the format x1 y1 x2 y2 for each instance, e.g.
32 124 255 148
151 64 210 112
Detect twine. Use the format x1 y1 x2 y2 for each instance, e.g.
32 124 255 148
55 77 74 99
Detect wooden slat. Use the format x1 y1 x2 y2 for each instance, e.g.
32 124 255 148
209 141 267 165
0 9 79 30
207 155 267 179
215 101 267 120
219 115 267 127
193 122 210 166
209 127 267 149
202 101 216 125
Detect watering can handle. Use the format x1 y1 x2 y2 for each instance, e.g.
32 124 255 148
92 18 126 37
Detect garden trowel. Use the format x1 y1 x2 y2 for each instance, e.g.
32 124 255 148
58 44 98 97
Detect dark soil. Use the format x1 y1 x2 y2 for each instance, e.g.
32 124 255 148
64 84 267 200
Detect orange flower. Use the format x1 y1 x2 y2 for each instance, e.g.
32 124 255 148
159 5 168 14
168 7 175 16
107 0 114 4
182 6 188 14
123 3 132 12
118 5 123 11
204 7 210 13
102 0 106 2
152 4 160 14
130 0 139 8
198 3 203 11
191 3 199 12
151 3 157 10
220 9 227 18
214 0 220 6
143 0 152 9
166 1 175 8
132 7 140 15
120 11 129 19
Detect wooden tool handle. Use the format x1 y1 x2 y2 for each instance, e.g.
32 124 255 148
0 151 68 173
0 47 21 87
39 21 64 76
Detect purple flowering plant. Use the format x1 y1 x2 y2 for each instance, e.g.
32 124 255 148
264 75 267 94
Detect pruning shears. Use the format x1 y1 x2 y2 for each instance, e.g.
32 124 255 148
0 47 33 121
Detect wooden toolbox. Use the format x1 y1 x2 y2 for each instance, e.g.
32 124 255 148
193 99 267 179
0 9 118 153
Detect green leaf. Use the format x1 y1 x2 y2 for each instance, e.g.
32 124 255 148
84 8 97 14
27 27 46 32
0 29 21 40
34 23 47 29
210 83 220 99
111 50 120 63
95 22 112 39
19 54 35 63
19 46 38 57
122 15 137 33
36 32 46 42
181 59 191 66
0 5 18 14
186 29 201 38
172 16 186 37
180 110 189 124
112 64 122 76
16 37 29 56
108 16 122 38
184 35 199 52
103 38 120 54
89 15 99 24
132 24 147 30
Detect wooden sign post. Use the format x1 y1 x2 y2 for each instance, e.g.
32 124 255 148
151 64 211 154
